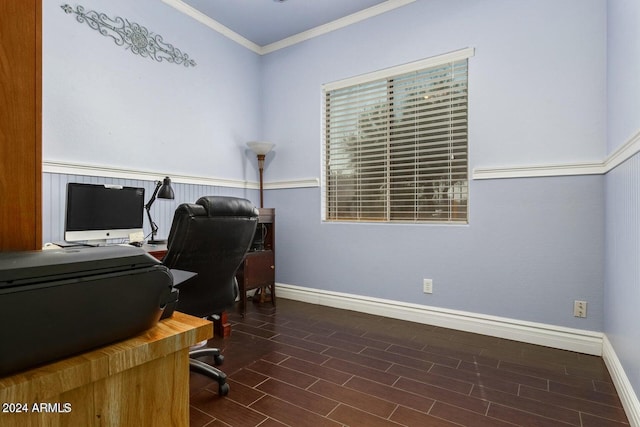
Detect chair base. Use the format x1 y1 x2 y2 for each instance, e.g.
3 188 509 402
189 348 229 396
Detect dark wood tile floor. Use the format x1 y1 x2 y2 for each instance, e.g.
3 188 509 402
189 298 629 427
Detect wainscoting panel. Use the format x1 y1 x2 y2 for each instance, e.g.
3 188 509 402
605 150 640 427
42 172 255 245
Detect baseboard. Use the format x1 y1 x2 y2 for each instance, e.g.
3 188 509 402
603 336 640 427
276 283 640 425
275 283 603 356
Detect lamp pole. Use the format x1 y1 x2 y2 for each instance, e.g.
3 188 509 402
144 176 174 244
144 181 163 241
257 154 265 208
247 141 274 209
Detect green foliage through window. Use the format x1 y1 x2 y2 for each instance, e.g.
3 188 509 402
322 52 470 223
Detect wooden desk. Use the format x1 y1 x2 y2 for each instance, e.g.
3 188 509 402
142 243 167 260
236 208 276 316
0 312 212 427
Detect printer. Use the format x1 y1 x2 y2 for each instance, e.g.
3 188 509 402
0 245 181 377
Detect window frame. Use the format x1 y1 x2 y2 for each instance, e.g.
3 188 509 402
321 48 474 224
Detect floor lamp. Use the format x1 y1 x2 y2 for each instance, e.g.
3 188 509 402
247 141 274 208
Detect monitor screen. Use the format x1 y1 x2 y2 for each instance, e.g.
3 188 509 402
64 183 145 244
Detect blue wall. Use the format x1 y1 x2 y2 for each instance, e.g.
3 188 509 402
43 0 262 181
260 0 606 181
42 0 263 241
605 0 640 403
261 0 606 331
41 0 639 399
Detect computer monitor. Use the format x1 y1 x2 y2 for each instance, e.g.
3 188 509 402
64 183 145 245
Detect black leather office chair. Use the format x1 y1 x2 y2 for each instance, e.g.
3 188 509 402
162 196 258 396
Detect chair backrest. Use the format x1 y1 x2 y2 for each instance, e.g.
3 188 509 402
162 196 258 317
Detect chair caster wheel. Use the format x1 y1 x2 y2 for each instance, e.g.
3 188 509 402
219 383 230 396
214 354 224 365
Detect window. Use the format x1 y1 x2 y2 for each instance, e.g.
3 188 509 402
322 48 473 223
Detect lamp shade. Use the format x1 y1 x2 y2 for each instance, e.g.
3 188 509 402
157 176 174 199
247 141 275 156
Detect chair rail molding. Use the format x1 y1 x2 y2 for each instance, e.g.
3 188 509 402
44 127 640 188
42 160 319 189
473 129 640 180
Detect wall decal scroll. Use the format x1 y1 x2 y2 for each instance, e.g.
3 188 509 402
61 4 196 67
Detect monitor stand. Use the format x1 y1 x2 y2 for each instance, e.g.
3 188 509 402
53 240 99 248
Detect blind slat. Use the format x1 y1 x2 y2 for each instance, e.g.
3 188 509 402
323 55 469 223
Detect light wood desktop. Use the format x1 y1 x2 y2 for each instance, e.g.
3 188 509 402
0 311 212 427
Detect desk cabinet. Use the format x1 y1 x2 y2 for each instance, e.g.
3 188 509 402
236 208 275 316
0 312 212 427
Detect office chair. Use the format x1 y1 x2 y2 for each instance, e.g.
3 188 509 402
162 196 258 396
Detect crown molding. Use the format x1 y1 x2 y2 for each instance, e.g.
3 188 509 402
161 0 262 54
162 0 416 55
261 0 417 55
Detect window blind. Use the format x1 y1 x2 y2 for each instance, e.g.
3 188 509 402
322 48 472 223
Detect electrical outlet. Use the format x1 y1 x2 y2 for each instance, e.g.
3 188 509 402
423 278 433 294
573 300 587 318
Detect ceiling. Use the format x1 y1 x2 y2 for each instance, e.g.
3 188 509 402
177 0 397 47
